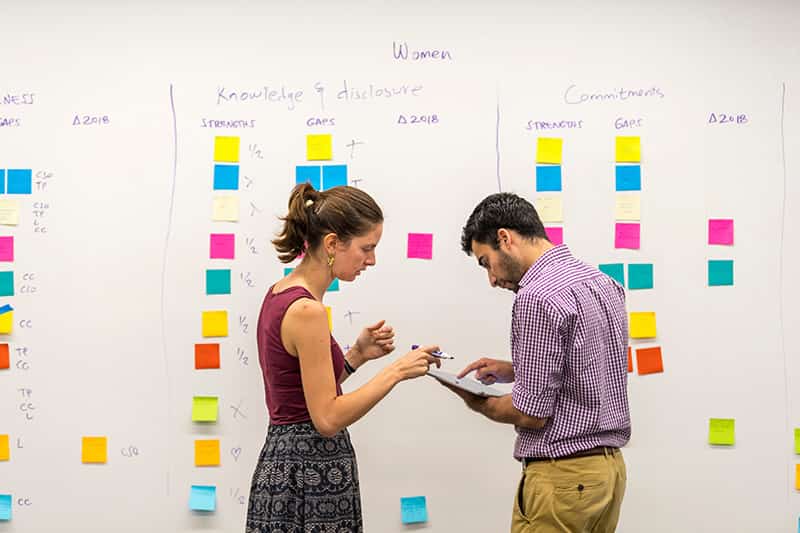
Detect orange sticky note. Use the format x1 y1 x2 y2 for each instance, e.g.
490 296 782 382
636 347 663 375
82 436 107 464
0 343 8 369
627 347 633 373
0 434 9 461
796 464 800 490
195 344 220 369
195 439 221 466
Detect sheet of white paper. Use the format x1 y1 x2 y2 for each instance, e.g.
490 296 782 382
427 369 507 397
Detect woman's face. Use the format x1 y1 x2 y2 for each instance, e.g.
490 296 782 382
333 223 383 282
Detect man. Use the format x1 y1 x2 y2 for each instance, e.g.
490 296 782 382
443 192 630 532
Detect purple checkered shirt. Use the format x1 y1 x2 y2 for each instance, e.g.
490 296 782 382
511 245 631 460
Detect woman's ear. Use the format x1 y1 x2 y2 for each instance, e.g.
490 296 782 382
322 232 338 254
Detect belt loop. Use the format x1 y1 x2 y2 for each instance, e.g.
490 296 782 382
602 447 610 457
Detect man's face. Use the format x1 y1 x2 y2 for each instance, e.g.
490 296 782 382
471 239 526 293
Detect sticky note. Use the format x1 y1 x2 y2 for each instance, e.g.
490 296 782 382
7 169 32 195
326 306 332 331
407 233 433 260
535 195 563 223
195 439 221 466
0 200 19 226
0 434 9 461
615 165 641 191
201 310 228 337
0 170 4 194
189 485 216 512
615 223 640 249
796 465 800 491
210 233 235 259
536 138 563 164
307 134 333 161
615 194 641 221
192 396 218 422
214 136 240 163
0 237 13 262
296 165 321 190
627 347 633 373
636 346 663 375
708 260 734 286
323 165 348 190
708 219 734 245
545 227 563 245
599 263 625 286
206 269 231 295
195 343 220 370
400 496 428 524
616 136 641 163
708 418 735 446
536 166 562 192
81 436 108 464
213 164 239 190
328 278 340 292
0 272 13 297
212 195 239 222
630 312 657 339
794 428 800 454
0 310 12 335
628 263 653 290
0 343 8 369
0 494 10 521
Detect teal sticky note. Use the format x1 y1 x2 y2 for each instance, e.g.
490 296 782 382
189 485 216 512
400 496 427 524
0 272 13 297
708 260 734 286
0 494 10 521
599 263 625 287
628 263 653 290
206 269 231 295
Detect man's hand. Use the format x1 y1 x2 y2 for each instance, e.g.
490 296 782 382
457 358 515 384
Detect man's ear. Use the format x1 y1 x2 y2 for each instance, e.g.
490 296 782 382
497 228 512 251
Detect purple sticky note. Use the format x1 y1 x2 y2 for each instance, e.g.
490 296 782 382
0 237 13 262
407 233 433 260
615 223 640 249
708 219 734 245
545 227 563 245
210 233 235 259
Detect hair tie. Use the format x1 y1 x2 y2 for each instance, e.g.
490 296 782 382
305 199 314 207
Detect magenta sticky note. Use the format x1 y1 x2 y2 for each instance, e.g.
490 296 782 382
210 233 235 259
708 219 734 245
615 223 640 249
545 227 563 245
407 233 433 260
0 237 13 262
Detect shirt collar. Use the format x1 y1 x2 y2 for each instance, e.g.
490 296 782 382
518 244 572 289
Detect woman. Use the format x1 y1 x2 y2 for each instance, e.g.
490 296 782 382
246 183 439 532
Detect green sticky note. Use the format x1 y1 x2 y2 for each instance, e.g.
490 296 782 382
708 260 734 286
795 428 800 454
709 418 735 446
0 272 13 297
192 396 218 422
599 263 625 287
206 269 231 295
628 263 653 290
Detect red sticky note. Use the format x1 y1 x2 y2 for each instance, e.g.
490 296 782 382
407 233 433 260
627 347 633 373
0 237 13 262
195 344 220 369
0 343 8 369
210 233 235 259
545 227 563 245
636 346 663 375
708 219 734 245
615 223 640 249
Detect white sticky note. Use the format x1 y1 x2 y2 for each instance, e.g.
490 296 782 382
0 200 19 226
535 196 563 223
615 194 641 221
212 195 239 222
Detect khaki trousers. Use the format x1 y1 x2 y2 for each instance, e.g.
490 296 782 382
511 449 626 533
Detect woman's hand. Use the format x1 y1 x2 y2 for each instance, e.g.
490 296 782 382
352 320 396 364
391 344 441 381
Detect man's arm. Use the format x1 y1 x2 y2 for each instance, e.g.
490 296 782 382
439 383 546 430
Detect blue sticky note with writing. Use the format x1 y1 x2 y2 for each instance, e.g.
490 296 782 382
206 269 231 295
285 267 339 292
401 496 427 524
322 165 348 190
0 272 13 297
628 263 653 290
0 494 10 521
7 169 31 195
708 260 734 286
213 164 239 190
0 304 12 315
189 485 216 512
0 170 5 194
296 165 321 190
599 263 625 287
615 165 641 191
536 165 562 192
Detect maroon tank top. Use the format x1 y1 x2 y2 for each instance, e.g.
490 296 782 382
257 285 344 425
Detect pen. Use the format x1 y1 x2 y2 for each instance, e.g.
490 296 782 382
411 344 455 359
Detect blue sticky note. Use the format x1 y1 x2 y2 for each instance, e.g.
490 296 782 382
285 267 339 292
213 164 239 190
296 165 321 190
536 165 562 192
0 170 5 194
708 260 734 286
0 494 10 521
189 485 216 512
206 269 231 295
628 263 654 290
322 165 348 190
599 263 625 287
401 496 427 524
0 272 13 297
0 304 12 315
615 165 641 191
7 169 31 195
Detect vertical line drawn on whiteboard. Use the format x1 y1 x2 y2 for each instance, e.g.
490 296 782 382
778 82 789 433
496 90 502 192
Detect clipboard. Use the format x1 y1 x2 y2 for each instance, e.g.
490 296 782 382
427 369 507 398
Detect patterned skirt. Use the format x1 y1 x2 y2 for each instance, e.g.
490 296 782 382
246 422 363 533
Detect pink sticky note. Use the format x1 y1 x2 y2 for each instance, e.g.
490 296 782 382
0 237 13 262
545 227 563 245
407 233 433 260
708 219 734 245
210 233 235 259
615 223 640 249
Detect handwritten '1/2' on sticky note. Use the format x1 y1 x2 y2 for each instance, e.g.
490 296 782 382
407 233 433 260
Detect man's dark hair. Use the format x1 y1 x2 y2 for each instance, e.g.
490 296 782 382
460 192 548 254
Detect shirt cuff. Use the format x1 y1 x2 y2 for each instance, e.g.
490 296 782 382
512 381 555 419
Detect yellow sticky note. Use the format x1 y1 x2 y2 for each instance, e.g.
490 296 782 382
535 196 563 223
615 194 641 221
796 464 800 490
0 434 9 461
536 138 563 164
82 436 108 464
212 195 239 222
794 428 800 454
214 136 240 163
0 199 19 226
307 134 333 161
629 312 656 338
325 306 332 331
195 439 221 466
616 136 641 163
0 311 12 335
192 396 218 422
202 310 228 337
708 418 735 446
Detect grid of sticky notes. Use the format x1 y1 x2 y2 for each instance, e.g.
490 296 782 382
535 138 564 245
296 134 348 191
614 137 641 250
708 218 734 287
